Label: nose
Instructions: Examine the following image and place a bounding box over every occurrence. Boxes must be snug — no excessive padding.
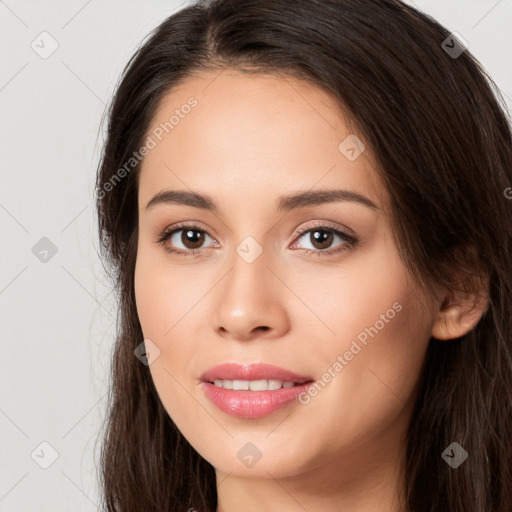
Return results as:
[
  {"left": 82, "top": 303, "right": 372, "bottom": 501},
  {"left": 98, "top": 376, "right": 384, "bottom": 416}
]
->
[{"left": 212, "top": 246, "right": 290, "bottom": 342}]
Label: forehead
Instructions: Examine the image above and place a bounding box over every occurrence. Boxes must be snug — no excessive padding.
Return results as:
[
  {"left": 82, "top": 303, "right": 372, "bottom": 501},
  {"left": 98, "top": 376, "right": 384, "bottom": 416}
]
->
[{"left": 138, "top": 69, "right": 385, "bottom": 213}]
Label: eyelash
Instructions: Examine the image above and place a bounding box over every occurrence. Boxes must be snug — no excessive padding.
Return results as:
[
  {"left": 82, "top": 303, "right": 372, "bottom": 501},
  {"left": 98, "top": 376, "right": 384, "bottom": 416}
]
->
[{"left": 155, "top": 221, "right": 359, "bottom": 258}]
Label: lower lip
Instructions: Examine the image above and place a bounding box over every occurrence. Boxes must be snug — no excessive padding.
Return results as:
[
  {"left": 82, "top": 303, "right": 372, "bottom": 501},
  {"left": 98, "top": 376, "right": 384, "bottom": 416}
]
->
[{"left": 201, "top": 381, "right": 312, "bottom": 419}]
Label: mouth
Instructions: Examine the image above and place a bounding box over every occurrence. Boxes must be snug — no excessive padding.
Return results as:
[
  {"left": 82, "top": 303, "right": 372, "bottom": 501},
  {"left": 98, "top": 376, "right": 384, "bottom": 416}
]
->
[
  {"left": 199, "top": 363, "right": 314, "bottom": 419},
  {"left": 206, "top": 378, "right": 310, "bottom": 390},
  {"left": 200, "top": 361, "right": 313, "bottom": 384}
]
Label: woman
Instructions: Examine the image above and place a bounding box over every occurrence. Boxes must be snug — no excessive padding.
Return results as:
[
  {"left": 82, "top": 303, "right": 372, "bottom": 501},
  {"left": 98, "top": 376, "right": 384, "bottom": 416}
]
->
[{"left": 95, "top": 0, "right": 512, "bottom": 510}]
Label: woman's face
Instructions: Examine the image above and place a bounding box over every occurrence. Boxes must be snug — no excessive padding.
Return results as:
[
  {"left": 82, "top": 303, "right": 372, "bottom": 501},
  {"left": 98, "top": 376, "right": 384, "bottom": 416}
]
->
[{"left": 134, "top": 69, "right": 436, "bottom": 480}]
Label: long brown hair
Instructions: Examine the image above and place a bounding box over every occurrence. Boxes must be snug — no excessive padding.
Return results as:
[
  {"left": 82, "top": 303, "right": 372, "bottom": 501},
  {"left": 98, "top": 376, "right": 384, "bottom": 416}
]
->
[{"left": 94, "top": 1, "right": 512, "bottom": 510}]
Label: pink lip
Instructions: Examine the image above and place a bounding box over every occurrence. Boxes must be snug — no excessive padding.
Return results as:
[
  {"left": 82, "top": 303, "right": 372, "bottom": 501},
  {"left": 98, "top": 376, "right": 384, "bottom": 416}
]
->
[
  {"left": 200, "top": 363, "right": 314, "bottom": 419},
  {"left": 200, "top": 362, "right": 312, "bottom": 383}
]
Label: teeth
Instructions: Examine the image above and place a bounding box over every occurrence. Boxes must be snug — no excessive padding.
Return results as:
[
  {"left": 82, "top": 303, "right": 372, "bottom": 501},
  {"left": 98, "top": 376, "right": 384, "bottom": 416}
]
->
[
  {"left": 233, "top": 380, "right": 249, "bottom": 390},
  {"left": 212, "top": 379, "right": 300, "bottom": 390},
  {"left": 268, "top": 379, "right": 282, "bottom": 390},
  {"left": 249, "top": 379, "right": 267, "bottom": 391}
]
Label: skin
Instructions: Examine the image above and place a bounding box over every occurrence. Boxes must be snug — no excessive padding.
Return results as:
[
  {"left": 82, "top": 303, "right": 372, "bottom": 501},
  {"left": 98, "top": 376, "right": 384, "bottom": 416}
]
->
[{"left": 134, "top": 69, "right": 488, "bottom": 512}]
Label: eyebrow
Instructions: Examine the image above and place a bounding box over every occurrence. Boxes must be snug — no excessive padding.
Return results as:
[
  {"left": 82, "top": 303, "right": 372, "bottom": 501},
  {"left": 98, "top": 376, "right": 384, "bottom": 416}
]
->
[{"left": 145, "top": 188, "right": 379, "bottom": 212}]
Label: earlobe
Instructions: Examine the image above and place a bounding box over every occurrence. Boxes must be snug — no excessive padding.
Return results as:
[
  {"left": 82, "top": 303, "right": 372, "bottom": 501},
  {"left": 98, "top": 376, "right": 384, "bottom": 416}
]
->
[{"left": 431, "top": 288, "right": 490, "bottom": 341}]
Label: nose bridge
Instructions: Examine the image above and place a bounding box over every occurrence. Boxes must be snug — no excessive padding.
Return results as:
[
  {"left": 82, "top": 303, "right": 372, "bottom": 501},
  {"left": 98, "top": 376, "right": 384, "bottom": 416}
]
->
[
  {"left": 228, "top": 233, "right": 271, "bottom": 292},
  {"left": 234, "top": 233, "right": 267, "bottom": 266},
  {"left": 222, "top": 210, "right": 289, "bottom": 294}
]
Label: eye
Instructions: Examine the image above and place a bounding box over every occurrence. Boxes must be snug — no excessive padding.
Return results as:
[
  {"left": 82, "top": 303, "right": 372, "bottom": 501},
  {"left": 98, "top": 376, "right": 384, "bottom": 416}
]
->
[
  {"left": 156, "top": 223, "right": 217, "bottom": 257},
  {"left": 290, "top": 222, "right": 358, "bottom": 257}
]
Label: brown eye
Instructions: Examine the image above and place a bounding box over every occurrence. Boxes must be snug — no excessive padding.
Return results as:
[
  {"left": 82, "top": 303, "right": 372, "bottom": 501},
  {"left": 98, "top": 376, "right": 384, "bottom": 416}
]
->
[
  {"left": 293, "top": 225, "right": 356, "bottom": 255},
  {"left": 157, "top": 223, "right": 217, "bottom": 256}
]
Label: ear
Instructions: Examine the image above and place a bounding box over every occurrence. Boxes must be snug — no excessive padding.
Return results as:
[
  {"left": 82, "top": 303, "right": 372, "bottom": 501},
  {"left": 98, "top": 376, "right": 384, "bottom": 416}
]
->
[{"left": 431, "top": 284, "right": 490, "bottom": 341}]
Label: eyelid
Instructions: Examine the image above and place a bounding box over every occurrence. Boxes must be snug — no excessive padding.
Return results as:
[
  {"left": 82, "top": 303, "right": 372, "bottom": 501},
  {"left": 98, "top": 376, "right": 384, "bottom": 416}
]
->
[{"left": 290, "top": 219, "right": 355, "bottom": 240}]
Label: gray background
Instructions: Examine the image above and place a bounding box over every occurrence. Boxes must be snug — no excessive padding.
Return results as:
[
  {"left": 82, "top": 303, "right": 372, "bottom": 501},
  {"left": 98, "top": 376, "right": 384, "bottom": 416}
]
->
[{"left": 1, "top": 1, "right": 511, "bottom": 510}]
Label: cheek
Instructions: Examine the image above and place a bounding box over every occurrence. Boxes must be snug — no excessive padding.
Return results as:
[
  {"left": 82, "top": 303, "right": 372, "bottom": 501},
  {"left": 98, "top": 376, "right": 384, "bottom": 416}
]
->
[
  {"left": 134, "top": 250, "right": 213, "bottom": 420},
  {"left": 134, "top": 264, "right": 202, "bottom": 442},
  {"left": 300, "top": 284, "right": 431, "bottom": 453},
  {"left": 134, "top": 246, "right": 207, "bottom": 339},
  {"left": 285, "top": 234, "right": 421, "bottom": 368},
  {"left": 287, "top": 245, "right": 432, "bottom": 447}
]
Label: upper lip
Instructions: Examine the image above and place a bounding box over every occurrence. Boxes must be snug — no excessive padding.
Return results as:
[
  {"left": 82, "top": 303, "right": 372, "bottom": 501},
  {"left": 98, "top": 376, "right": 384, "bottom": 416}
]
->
[{"left": 200, "top": 363, "right": 313, "bottom": 383}]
